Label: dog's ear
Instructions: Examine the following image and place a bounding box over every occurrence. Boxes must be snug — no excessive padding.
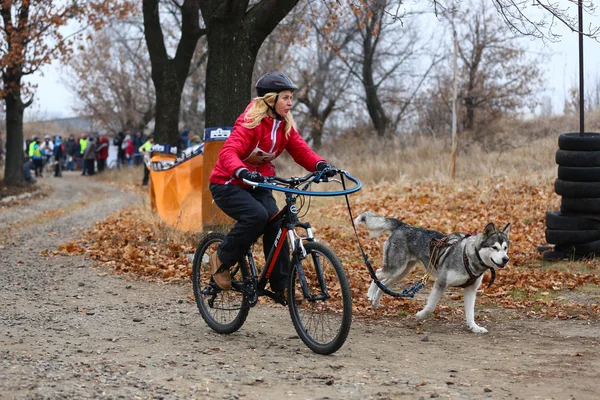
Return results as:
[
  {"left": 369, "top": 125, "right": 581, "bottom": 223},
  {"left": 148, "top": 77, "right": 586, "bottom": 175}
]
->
[
  {"left": 501, "top": 223, "right": 511, "bottom": 235},
  {"left": 483, "top": 223, "right": 495, "bottom": 238}
]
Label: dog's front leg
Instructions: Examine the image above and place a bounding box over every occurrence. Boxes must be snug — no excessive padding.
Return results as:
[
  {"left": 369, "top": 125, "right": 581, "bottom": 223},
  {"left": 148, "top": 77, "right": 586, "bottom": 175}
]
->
[
  {"left": 463, "top": 276, "right": 487, "bottom": 333},
  {"left": 416, "top": 280, "right": 446, "bottom": 320}
]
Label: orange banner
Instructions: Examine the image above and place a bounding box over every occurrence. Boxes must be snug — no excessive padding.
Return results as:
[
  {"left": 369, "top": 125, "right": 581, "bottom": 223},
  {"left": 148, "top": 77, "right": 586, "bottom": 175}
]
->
[{"left": 149, "top": 153, "right": 203, "bottom": 232}]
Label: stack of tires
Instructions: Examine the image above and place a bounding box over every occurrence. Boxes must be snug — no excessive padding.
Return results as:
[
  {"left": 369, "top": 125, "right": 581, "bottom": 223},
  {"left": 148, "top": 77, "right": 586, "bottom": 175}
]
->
[{"left": 545, "top": 132, "right": 600, "bottom": 261}]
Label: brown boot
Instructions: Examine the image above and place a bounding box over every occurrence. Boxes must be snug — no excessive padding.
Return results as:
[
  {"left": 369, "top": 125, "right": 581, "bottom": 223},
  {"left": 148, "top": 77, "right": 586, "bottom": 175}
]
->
[{"left": 210, "top": 252, "right": 231, "bottom": 290}]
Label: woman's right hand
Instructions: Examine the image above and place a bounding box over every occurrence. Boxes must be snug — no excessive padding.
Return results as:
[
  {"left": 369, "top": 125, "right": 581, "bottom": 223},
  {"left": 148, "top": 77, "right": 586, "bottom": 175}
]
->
[{"left": 239, "top": 169, "right": 265, "bottom": 183}]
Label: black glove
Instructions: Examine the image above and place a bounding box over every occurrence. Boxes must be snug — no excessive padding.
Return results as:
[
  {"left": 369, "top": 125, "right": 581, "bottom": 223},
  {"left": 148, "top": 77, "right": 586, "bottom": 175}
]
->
[
  {"left": 238, "top": 169, "right": 265, "bottom": 183},
  {"left": 316, "top": 161, "right": 336, "bottom": 177}
]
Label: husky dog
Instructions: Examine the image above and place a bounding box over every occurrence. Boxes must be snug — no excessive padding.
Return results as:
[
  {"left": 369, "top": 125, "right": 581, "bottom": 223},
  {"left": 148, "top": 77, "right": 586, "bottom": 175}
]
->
[{"left": 355, "top": 212, "right": 510, "bottom": 333}]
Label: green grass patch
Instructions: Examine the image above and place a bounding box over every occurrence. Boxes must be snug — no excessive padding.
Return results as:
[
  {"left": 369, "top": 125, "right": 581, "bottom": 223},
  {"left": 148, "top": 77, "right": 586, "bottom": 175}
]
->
[
  {"left": 577, "top": 283, "right": 600, "bottom": 296},
  {"left": 537, "top": 259, "right": 597, "bottom": 274},
  {"left": 507, "top": 287, "right": 560, "bottom": 302}
]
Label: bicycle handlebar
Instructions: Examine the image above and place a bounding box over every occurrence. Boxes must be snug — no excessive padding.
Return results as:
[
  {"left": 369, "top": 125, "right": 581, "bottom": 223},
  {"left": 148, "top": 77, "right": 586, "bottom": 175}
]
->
[{"left": 242, "top": 169, "right": 362, "bottom": 197}]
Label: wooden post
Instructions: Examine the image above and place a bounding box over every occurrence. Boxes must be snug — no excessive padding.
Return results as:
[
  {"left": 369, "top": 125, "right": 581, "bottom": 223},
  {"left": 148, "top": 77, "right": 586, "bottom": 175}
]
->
[
  {"left": 202, "top": 127, "right": 233, "bottom": 231},
  {"left": 451, "top": 22, "right": 459, "bottom": 179}
]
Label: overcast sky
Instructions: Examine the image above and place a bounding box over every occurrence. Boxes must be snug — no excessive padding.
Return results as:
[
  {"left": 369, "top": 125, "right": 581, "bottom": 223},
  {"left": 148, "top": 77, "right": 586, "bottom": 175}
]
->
[{"left": 23, "top": 2, "right": 600, "bottom": 121}]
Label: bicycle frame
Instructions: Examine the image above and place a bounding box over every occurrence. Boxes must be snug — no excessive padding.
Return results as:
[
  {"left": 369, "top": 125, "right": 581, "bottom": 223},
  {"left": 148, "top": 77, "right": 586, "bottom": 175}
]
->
[
  {"left": 235, "top": 190, "right": 318, "bottom": 305},
  {"left": 226, "top": 170, "right": 361, "bottom": 305}
]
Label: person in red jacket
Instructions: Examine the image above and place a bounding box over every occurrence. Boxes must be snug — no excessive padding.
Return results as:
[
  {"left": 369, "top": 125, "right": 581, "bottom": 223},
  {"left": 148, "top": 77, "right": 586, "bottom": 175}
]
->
[
  {"left": 208, "top": 72, "right": 335, "bottom": 294},
  {"left": 96, "top": 133, "right": 110, "bottom": 172}
]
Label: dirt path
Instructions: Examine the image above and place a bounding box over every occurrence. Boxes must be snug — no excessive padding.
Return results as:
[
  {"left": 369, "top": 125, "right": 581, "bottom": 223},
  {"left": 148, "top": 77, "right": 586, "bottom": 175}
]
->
[{"left": 1, "top": 172, "right": 600, "bottom": 399}]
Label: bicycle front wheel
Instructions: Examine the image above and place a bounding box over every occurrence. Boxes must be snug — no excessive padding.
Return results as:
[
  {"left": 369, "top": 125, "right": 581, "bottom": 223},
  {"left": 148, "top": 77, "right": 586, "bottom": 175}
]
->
[
  {"left": 288, "top": 241, "right": 352, "bottom": 355},
  {"left": 192, "top": 232, "right": 249, "bottom": 334}
]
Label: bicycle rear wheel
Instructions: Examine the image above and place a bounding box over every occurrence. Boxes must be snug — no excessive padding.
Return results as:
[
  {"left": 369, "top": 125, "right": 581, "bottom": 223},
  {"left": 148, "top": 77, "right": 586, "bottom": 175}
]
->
[
  {"left": 288, "top": 241, "right": 352, "bottom": 355},
  {"left": 192, "top": 232, "right": 249, "bottom": 334}
]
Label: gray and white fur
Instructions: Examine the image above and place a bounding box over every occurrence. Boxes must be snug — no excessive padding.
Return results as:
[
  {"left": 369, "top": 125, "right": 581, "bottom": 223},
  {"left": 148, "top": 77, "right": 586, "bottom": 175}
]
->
[{"left": 355, "top": 211, "right": 510, "bottom": 333}]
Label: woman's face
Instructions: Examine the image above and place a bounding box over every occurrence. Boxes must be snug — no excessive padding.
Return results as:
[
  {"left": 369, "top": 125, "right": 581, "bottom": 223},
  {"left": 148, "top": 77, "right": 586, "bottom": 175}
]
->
[{"left": 274, "top": 90, "right": 294, "bottom": 117}]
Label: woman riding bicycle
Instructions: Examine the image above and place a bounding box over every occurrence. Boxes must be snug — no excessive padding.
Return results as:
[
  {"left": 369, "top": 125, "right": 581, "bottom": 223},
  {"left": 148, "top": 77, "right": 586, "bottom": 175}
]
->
[{"left": 209, "top": 72, "right": 335, "bottom": 295}]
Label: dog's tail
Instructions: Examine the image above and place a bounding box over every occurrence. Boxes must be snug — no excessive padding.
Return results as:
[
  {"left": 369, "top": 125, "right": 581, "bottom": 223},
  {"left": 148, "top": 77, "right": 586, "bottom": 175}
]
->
[{"left": 354, "top": 211, "right": 403, "bottom": 237}]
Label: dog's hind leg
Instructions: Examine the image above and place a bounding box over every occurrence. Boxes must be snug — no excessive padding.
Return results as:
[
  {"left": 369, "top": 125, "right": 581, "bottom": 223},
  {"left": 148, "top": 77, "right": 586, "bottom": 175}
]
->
[
  {"left": 367, "top": 239, "right": 413, "bottom": 309},
  {"left": 463, "top": 276, "right": 487, "bottom": 333},
  {"left": 368, "top": 261, "right": 416, "bottom": 310},
  {"left": 367, "top": 268, "right": 389, "bottom": 309},
  {"left": 367, "top": 239, "right": 393, "bottom": 309},
  {"left": 416, "top": 278, "right": 447, "bottom": 320}
]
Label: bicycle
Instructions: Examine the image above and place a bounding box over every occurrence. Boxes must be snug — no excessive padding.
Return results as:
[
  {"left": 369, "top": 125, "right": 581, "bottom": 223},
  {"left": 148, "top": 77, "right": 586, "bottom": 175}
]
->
[{"left": 192, "top": 169, "right": 361, "bottom": 355}]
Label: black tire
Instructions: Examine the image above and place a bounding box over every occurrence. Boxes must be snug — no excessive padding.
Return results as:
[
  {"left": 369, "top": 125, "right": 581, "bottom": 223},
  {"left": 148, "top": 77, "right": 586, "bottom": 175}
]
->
[
  {"left": 545, "top": 228, "right": 600, "bottom": 245},
  {"left": 557, "top": 166, "right": 600, "bottom": 182},
  {"left": 561, "top": 197, "right": 600, "bottom": 214},
  {"left": 543, "top": 250, "right": 569, "bottom": 261},
  {"left": 288, "top": 241, "right": 352, "bottom": 355},
  {"left": 555, "top": 150, "right": 600, "bottom": 167},
  {"left": 542, "top": 250, "right": 590, "bottom": 262},
  {"left": 546, "top": 211, "right": 600, "bottom": 230},
  {"left": 556, "top": 240, "right": 600, "bottom": 255},
  {"left": 555, "top": 179, "right": 600, "bottom": 198},
  {"left": 192, "top": 232, "right": 250, "bottom": 334},
  {"left": 558, "top": 132, "right": 600, "bottom": 151}
]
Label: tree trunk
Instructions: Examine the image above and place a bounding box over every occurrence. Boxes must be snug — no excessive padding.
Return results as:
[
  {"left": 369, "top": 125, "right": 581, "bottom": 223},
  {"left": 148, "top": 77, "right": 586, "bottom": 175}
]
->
[
  {"left": 362, "top": 6, "right": 389, "bottom": 138},
  {"left": 204, "top": 28, "right": 257, "bottom": 128},
  {"left": 142, "top": 0, "right": 201, "bottom": 146},
  {"left": 364, "top": 68, "right": 389, "bottom": 137},
  {"left": 464, "top": 96, "right": 475, "bottom": 131},
  {"left": 153, "top": 66, "right": 183, "bottom": 144},
  {"left": 3, "top": 91, "right": 26, "bottom": 186},
  {"left": 310, "top": 122, "right": 323, "bottom": 150}
]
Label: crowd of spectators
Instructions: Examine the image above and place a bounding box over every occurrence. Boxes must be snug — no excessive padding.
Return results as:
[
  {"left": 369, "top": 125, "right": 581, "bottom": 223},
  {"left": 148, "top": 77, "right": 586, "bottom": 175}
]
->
[
  {"left": 14, "top": 128, "right": 203, "bottom": 186},
  {"left": 21, "top": 130, "right": 155, "bottom": 183}
]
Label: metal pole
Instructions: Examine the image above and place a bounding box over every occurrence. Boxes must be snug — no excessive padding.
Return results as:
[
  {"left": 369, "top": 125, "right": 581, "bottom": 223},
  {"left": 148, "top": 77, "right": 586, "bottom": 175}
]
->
[{"left": 579, "top": 0, "right": 585, "bottom": 136}]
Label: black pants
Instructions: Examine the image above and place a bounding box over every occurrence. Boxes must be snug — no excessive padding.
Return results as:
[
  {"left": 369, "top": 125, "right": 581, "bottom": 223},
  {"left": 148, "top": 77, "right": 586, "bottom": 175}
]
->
[
  {"left": 142, "top": 165, "right": 150, "bottom": 186},
  {"left": 33, "top": 159, "right": 43, "bottom": 176},
  {"left": 85, "top": 159, "right": 95, "bottom": 175},
  {"left": 209, "top": 183, "right": 290, "bottom": 292},
  {"left": 54, "top": 160, "right": 62, "bottom": 177}
]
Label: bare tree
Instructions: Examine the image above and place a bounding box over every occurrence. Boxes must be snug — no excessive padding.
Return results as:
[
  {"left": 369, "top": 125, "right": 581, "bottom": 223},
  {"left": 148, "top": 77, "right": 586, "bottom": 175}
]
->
[
  {"left": 288, "top": 1, "right": 358, "bottom": 148},
  {"left": 340, "top": 0, "right": 440, "bottom": 137},
  {"left": 427, "top": 0, "right": 600, "bottom": 41},
  {"left": 1, "top": 0, "right": 130, "bottom": 185},
  {"left": 420, "top": 0, "right": 544, "bottom": 134},
  {"left": 66, "top": 26, "right": 155, "bottom": 133},
  {"left": 456, "top": 1, "right": 544, "bottom": 130}
]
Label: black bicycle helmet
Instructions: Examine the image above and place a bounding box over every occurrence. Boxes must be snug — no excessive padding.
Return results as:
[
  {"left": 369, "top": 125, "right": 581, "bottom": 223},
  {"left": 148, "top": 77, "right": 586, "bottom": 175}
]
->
[{"left": 255, "top": 72, "right": 298, "bottom": 97}]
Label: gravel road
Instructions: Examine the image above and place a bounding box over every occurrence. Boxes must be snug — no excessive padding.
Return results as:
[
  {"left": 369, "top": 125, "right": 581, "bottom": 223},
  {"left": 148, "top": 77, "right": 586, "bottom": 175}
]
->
[{"left": 1, "top": 172, "right": 600, "bottom": 400}]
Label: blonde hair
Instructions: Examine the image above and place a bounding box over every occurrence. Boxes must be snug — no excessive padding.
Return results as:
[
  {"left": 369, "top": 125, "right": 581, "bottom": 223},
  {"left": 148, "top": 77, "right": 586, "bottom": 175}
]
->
[{"left": 243, "top": 92, "right": 297, "bottom": 137}]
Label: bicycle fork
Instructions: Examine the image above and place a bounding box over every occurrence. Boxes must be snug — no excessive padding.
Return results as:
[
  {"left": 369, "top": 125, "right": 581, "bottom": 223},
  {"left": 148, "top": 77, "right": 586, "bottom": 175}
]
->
[{"left": 290, "top": 228, "right": 331, "bottom": 302}]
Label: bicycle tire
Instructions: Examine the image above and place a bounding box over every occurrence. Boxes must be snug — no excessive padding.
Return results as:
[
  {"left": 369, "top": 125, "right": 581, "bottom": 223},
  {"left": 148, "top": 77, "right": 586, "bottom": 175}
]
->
[
  {"left": 192, "top": 232, "right": 250, "bottom": 334},
  {"left": 288, "top": 241, "right": 352, "bottom": 355}
]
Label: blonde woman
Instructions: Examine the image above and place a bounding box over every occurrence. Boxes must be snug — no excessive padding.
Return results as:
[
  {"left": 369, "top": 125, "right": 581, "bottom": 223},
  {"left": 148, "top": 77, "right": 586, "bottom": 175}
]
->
[{"left": 208, "top": 72, "right": 335, "bottom": 293}]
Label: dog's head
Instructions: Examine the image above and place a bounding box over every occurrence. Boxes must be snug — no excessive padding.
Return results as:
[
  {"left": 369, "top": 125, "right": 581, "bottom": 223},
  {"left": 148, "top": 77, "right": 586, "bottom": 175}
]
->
[{"left": 478, "top": 223, "right": 510, "bottom": 269}]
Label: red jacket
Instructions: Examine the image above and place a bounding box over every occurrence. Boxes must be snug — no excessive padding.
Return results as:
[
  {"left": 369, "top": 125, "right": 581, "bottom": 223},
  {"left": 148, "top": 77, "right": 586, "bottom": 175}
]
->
[
  {"left": 96, "top": 136, "right": 109, "bottom": 160},
  {"left": 210, "top": 103, "right": 325, "bottom": 187}
]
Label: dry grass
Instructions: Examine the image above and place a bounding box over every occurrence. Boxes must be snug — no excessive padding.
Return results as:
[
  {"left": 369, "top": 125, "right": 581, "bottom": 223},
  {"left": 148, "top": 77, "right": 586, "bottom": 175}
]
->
[
  {"left": 274, "top": 131, "right": 557, "bottom": 186},
  {"left": 96, "top": 165, "right": 145, "bottom": 186}
]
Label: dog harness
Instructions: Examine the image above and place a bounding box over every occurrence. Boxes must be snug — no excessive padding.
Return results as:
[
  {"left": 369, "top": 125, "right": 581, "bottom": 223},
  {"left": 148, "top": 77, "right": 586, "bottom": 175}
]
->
[
  {"left": 429, "top": 234, "right": 496, "bottom": 289},
  {"left": 460, "top": 246, "right": 496, "bottom": 288}
]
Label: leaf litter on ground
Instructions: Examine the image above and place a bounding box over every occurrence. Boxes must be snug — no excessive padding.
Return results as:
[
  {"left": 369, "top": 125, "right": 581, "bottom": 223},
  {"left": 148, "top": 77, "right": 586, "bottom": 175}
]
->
[{"left": 55, "top": 177, "right": 600, "bottom": 321}]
